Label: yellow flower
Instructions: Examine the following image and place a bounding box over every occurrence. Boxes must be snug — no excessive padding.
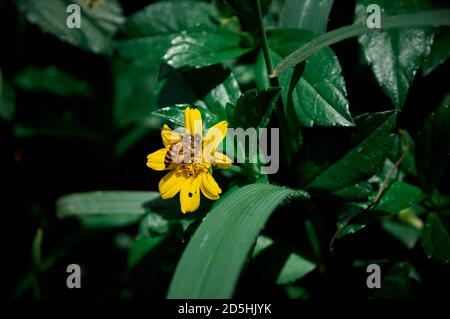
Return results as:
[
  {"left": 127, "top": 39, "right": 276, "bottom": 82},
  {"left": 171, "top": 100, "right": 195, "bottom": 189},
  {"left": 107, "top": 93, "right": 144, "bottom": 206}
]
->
[{"left": 146, "top": 107, "right": 232, "bottom": 213}]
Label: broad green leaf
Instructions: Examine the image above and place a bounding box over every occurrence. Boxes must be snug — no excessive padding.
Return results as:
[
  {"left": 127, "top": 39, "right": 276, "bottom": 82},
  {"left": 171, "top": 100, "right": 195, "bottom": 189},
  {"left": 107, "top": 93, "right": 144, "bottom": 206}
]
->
[
  {"left": 337, "top": 202, "right": 385, "bottom": 238},
  {"left": 279, "top": 0, "right": 334, "bottom": 34},
  {"left": 113, "top": 60, "right": 159, "bottom": 128},
  {"left": 115, "top": 1, "right": 219, "bottom": 69},
  {"left": 167, "top": 183, "right": 309, "bottom": 298},
  {"left": 56, "top": 191, "right": 158, "bottom": 228},
  {"left": 120, "top": 1, "right": 218, "bottom": 37},
  {"left": 268, "top": 29, "right": 353, "bottom": 127},
  {"left": 422, "top": 212, "right": 450, "bottom": 264},
  {"left": 307, "top": 111, "right": 397, "bottom": 191},
  {"left": 229, "top": 87, "right": 282, "bottom": 129},
  {"left": 375, "top": 181, "right": 425, "bottom": 214},
  {"left": 331, "top": 182, "right": 374, "bottom": 201},
  {"left": 162, "top": 26, "right": 253, "bottom": 69},
  {"left": 0, "top": 70, "right": 15, "bottom": 122},
  {"left": 422, "top": 29, "right": 450, "bottom": 76},
  {"left": 272, "top": 9, "right": 450, "bottom": 77},
  {"left": 17, "top": 0, "right": 124, "bottom": 54},
  {"left": 355, "top": 0, "right": 434, "bottom": 109},
  {"left": 152, "top": 104, "right": 219, "bottom": 130},
  {"left": 203, "top": 73, "right": 241, "bottom": 120},
  {"left": 415, "top": 94, "right": 450, "bottom": 192},
  {"left": 14, "top": 67, "right": 92, "bottom": 98}
]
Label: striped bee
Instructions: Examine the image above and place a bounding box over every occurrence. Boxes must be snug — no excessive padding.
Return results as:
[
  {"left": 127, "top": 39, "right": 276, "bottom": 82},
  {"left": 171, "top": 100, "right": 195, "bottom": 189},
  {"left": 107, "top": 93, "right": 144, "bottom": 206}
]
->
[{"left": 164, "top": 134, "right": 202, "bottom": 169}]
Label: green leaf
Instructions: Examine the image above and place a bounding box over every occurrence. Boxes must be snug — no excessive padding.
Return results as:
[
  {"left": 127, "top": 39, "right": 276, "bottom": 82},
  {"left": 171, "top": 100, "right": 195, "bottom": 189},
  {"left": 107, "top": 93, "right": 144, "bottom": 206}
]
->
[
  {"left": 0, "top": 70, "right": 15, "bottom": 122},
  {"left": 277, "top": 253, "right": 316, "bottom": 285},
  {"left": 115, "top": 1, "right": 219, "bottom": 69},
  {"left": 375, "top": 181, "right": 425, "bottom": 214},
  {"left": 307, "top": 111, "right": 397, "bottom": 191},
  {"left": 167, "top": 183, "right": 309, "bottom": 298},
  {"left": 229, "top": 87, "right": 282, "bottom": 129},
  {"left": 250, "top": 236, "right": 316, "bottom": 285},
  {"left": 268, "top": 29, "right": 353, "bottom": 127},
  {"left": 422, "top": 212, "right": 450, "bottom": 264},
  {"left": 14, "top": 66, "right": 92, "bottom": 98},
  {"left": 203, "top": 72, "right": 241, "bottom": 120},
  {"left": 17, "top": 0, "right": 124, "bottom": 55},
  {"left": 272, "top": 9, "right": 450, "bottom": 77},
  {"left": 56, "top": 191, "right": 158, "bottom": 228},
  {"left": 128, "top": 235, "right": 167, "bottom": 269},
  {"left": 415, "top": 94, "right": 450, "bottom": 192},
  {"left": 120, "top": 1, "right": 218, "bottom": 38},
  {"left": 113, "top": 60, "right": 159, "bottom": 128},
  {"left": 382, "top": 219, "right": 420, "bottom": 249},
  {"left": 163, "top": 26, "right": 253, "bottom": 69},
  {"left": 152, "top": 104, "right": 219, "bottom": 130},
  {"left": 279, "top": 0, "right": 334, "bottom": 34},
  {"left": 355, "top": 0, "right": 434, "bottom": 108},
  {"left": 422, "top": 29, "right": 450, "bottom": 76}
]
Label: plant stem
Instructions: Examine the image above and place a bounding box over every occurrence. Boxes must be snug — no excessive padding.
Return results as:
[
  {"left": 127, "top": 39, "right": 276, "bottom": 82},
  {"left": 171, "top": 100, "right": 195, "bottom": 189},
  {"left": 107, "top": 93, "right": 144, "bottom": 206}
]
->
[
  {"left": 256, "top": 0, "right": 273, "bottom": 76},
  {"left": 255, "top": 0, "right": 295, "bottom": 176}
]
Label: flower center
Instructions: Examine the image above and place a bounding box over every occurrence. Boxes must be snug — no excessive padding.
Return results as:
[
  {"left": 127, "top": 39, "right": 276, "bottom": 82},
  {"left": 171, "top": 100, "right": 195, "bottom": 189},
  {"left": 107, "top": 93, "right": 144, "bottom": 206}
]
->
[{"left": 180, "top": 162, "right": 208, "bottom": 178}]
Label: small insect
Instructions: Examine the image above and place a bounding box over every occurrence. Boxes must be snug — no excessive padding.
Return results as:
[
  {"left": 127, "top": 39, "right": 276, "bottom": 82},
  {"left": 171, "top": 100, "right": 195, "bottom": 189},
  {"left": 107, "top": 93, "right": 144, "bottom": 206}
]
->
[{"left": 164, "top": 134, "right": 202, "bottom": 168}]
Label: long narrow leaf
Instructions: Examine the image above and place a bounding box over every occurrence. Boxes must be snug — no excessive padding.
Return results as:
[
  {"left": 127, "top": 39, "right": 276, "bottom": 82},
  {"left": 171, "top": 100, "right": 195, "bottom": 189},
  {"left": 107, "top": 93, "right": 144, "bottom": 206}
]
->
[
  {"left": 273, "top": 9, "right": 450, "bottom": 76},
  {"left": 167, "top": 184, "right": 309, "bottom": 298}
]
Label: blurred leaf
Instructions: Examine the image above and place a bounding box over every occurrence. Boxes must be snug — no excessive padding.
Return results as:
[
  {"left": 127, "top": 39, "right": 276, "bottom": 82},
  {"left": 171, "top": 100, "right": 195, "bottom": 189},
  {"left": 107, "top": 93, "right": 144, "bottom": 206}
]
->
[
  {"left": 415, "top": 94, "right": 450, "bottom": 192},
  {"left": 422, "top": 29, "right": 450, "bottom": 76},
  {"left": 279, "top": 0, "right": 333, "bottom": 34},
  {"left": 267, "top": 29, "right": 353, "bottom": 127},
  {"left": 307, "top": 111, "right": 397, "bottom": 191},
  {"left": 337, "top": 202, "right": 386, "bottom": 238},
  {"left": 167, "top": 183, "right": 310, "bottom": 298},
  {"left": 228, "top": 87, "right": 282, "bottom": 129},
  {"left": 56, "top": 191, "right": 159, "bottom": 228},
  {"left": 355, "top": 0, "right": 434, "bottom": 109},
  {"left": 224, "top": 0, "right": 270, "bottom": 34},
  {"left": 0, "top": 70, "right": 15, "bottom": 122},
  {"left": 382, "top": 219, "right": 420, "bottom": 249},
  {"left": 163, "top": 26, "right": 253, "bottom": 69},
  {"left": 251, "top": 236, "right": 316, "bottom": 285},
  {"left": 422, "top": 212, "right": 450, "bottom": 264},
  {"left": 152, "top": 104, "right": 219, "bottom": 130},
  {"left": 373, "top": 262, "right": 419, "bottom": 299},
  {"left": 113, "top": 60, "right": 159, "bottom": 128},
  {"left": 128, "top": 235, "right": 167, "bottom": 269},
  {"left": 14, "top": 66, "right": 92, "bottom": 98},
  {"left": 375, "top": 181, "right": 425, "bottom": 215},
  {"left": 276, "top": 253, "right": 316, "bottom": 285},
  {"left": 17, "top": 0, "right": 124, "bottom": 54}
]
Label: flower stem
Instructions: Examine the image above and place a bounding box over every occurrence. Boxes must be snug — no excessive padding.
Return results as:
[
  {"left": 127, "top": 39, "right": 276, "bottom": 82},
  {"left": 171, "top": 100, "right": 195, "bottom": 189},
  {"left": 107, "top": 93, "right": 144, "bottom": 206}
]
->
[{"left": 256, "top": 0, "right": 273, "bottom": 76}]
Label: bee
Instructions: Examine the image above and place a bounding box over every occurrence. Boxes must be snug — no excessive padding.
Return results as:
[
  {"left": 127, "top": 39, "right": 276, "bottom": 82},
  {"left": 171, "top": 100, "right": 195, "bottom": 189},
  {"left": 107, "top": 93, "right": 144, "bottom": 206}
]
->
[{"left": 164, "top": 134, "right": 202, "bottom": 169}]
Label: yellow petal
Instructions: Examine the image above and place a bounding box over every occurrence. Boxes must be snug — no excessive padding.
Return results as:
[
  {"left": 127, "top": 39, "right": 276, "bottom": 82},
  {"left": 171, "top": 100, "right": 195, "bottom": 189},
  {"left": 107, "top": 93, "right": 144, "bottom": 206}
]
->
[
  {"left": 146, "top": 148, "right": 168, "bottom": 171},
  {"left": 184, "top": 107, "right": 202, "bottom": 137},
  {"left": 200, "top": 172, "right": 222, "bottom": 200},
  {"left": 213, "top": 152, "right": 232, "bottom": 169},
  {"left": 161, "top": 124, "right": 182, "bottom": 147},
  {"left": 158, "top": 168, "right": 183, "bottom": 199},
  {"left": 180, "top": 177, "right": 201, "bottom": 214},
  {"left": 203, "top": 120, "right": 227, "bottom": 151}
]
